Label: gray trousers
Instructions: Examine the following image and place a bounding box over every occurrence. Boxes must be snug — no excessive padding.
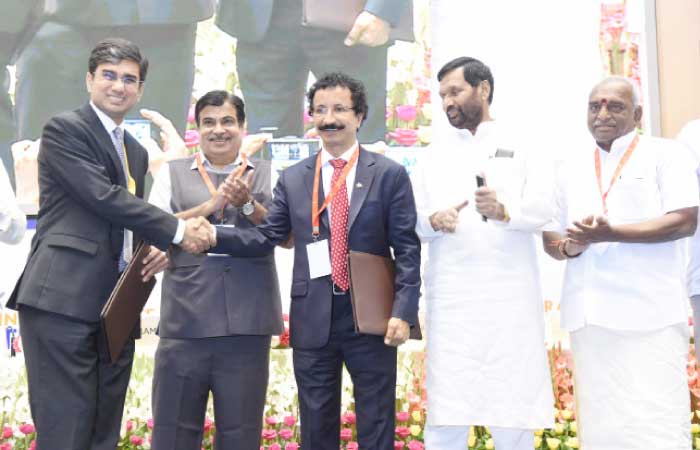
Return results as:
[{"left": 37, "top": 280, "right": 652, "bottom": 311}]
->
[{"left": 151, "top": 335, "right": 272, "bottom": 450}]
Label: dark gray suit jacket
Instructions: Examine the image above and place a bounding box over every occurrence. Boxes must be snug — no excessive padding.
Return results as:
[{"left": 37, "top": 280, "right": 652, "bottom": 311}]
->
[
  {"left": 216, "top": 0, "right": 408, "bottom": 43},
  {"left": 6, "top": 103, "right": 178, "bottom": 322},
  {"left": 211, "top": 147, "right": 421, "bottom": 349}
]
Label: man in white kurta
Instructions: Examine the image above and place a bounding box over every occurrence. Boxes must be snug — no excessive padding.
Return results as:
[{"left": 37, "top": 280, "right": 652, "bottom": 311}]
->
[
  {"left": 543, "top": 77, "right": 697, "bottom": 450},
  {"left": 413, "top": 56, "right": 554, "bottom": 450},
  {"left": 678, "top": 119, "right": 700, "bottom": 357}
]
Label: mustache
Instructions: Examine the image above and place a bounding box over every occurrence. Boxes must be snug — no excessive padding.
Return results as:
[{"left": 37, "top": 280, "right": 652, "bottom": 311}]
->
[{"left": 318, "top": 123, "right": 345, "bottom": 131}]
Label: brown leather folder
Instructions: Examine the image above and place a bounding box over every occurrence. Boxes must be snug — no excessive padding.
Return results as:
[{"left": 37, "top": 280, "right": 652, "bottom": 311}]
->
[
  {"left": 100, "top": 240, "right": 156, "bottom": 363},
  {"left": 347, "top": 251, "right": 421, "bottom": 339},
  {"left": 302, "top": 0, "right": 414, "bottom": 42}
]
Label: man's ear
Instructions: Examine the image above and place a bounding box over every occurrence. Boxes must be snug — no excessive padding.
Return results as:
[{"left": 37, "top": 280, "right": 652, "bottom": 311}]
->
[
  {"left": 480, "top": 80, "right": 491, "bottom": 102},
  {"left": 85, "top": 72, "right": 93, "bottom": 94},
  {"left": 633, "top": 105, "right": 643, "bottom": 124}
]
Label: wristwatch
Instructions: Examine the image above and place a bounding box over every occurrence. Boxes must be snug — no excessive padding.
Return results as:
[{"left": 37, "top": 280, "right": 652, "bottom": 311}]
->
[{"left": 240, "top": 199, "right": 255, "bottom": 216}]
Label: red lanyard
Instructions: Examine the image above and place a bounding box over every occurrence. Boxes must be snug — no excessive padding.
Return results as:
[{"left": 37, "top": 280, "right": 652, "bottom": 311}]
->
[
  {"left": 311, "top": 145, "right": 359, "bottom": 237},
  {"left": 195, "top": 152, "right": 248, "bottom": 218},
  {"left": 594, "top": 135, "right": 639, "bottom": 214}
]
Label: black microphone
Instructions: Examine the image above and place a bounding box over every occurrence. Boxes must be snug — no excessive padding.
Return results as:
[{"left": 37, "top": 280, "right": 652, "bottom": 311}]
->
[{"left": 475, "top": 175, "right": 487, "bottom": 222}]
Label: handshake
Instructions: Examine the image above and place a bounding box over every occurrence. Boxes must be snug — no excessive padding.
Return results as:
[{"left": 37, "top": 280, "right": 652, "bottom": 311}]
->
[{"left": 179, "top": 216, "right": 217, "bottom": 254}]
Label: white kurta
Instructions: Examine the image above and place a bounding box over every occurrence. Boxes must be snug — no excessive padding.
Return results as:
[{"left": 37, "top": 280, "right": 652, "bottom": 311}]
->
[{"left": 412, "top": 121, "right": 554, "bottom": 429}]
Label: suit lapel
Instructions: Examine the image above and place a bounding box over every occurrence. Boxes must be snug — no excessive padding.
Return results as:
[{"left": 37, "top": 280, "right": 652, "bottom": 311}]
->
[
  {"left": 304, "top": 154, "right": 329, "bottom": 232},
  {"left": 348, "top": 147, "right": 375, "bottom": 232},
  {"left": 81, "top": 104, "right": 127, "bottom": 188}
]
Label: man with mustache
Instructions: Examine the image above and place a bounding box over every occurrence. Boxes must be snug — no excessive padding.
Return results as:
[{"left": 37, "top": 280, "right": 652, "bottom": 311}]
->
[
  {"left": 148, "top": 90, "right": 283, "bottom": 449},
  {"left": 543, "top": 77, "right": 697, "bottom": 450},
  {"left": 209, "top": 72, "right": 421, "bottom": 450},
  {"left": 412, "top": 56, "right": 554, "bottom": 449}
]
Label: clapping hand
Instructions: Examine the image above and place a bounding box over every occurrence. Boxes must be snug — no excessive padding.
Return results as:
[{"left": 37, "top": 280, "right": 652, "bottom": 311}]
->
[{"left": 567, "top": 214, "right": 614, "bottom": 244}]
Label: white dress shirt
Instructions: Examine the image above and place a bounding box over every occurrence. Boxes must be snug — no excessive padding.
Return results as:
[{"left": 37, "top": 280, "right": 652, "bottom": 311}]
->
[
  {"left": 320, "top": 141, "right": 358, "bottom": 227},
  {"left": 0, "top": 163, "right": 26, "bottom": 244},
  {"left": 89, "top": 101, "right": 185, "bottom": 244},
  {"left": 677, "top": 120, "right": 700, "bottom": 297},
  {"left": 547, "top": 130, "right": 699, "bottom": 332}
]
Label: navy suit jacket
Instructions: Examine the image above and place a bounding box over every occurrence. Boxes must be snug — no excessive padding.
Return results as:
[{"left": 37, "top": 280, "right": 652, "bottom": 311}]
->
[
  {"left": 6, "top": 103, "right": 178, "bottom": 322},
  {"left": 212, "top": 147, "right": 421, "bottom": 349},
  {"left": 216, "top": 0, "right": 409, "bottom": 43}
]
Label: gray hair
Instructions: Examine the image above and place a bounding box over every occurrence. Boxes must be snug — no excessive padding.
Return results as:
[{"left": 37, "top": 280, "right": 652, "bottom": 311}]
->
[{"left": 591, "top": 76, "right": 641, "bottom": 107}]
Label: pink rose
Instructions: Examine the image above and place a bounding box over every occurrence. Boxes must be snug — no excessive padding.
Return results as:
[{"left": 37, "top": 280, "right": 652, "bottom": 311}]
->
[
  {"left": 395, "top": 426, "right": 411, "bottom": 439},
  {"left": 19, "top": 423, "right": 35, "bottom": 435},
  {"left": 341, "top": 412, "right": 356, "bottom": 425},
  {"left": 269, "top": 444, "right": 282, "bottom": 450},
  {"left": 2, "top": 426, "right": 13, "bottom": 439},
  {"left": 388, "top": 128, "right": 419, "bottom": 147},
  {"left": 396, "top": 411, "right": 410, "bottom": 423},
  {"left": 395, "top": 105, "right": 418, "bottom": 123},
  {"left": 125, "top": 420, "right": 134, "bottom": 432},
  {"left": 29, "top": 441, "right": 36, "bottom": 450},
  {"left": 395, "top": 441, "right": 406, "bottom": 450},
  {"left": 340, "top": 427, "right": 353, "bottom": 441},
  {"left": 130, "top": 435, "right": 144, "bottom": 446},
  {"left": 285, "top": 443, "right": 299, "bottom": 450},
  {"left": 346, "top": 442, "right": 359, "bottom": 450},
  {"left": 265, "top": 416, "right": 278, "bottom": 426},
  {"left": 283, "top": 415, "right": 296, "bottom": 427},
  {"left": 407, "top": 439, "right": 424, "bottom": 450},
  {"left": 184, "top": 129, "right": 200, "bottom": 148},
  {"left": 261, "top": 429, "right": 277, "bottom": 440},
  {"left": 187, "top": 105, "right": 196, "bottom": 125},
  {"left": 203, "top": 417, "right": 213, "bottom": 432},
  {"left": 0, "top": 442, "right": 12, "bottom": 450},
  {"left": 279, "top": 428, "right": 294, "bottom": 440}
]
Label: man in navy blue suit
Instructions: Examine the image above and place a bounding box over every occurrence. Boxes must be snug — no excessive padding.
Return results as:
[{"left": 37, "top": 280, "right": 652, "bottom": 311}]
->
[{"left": 212, "top": 72, "right": 421, "bottom": 450}]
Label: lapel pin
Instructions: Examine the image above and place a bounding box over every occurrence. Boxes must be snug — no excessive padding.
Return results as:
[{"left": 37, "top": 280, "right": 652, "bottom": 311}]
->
[{"left": 355, "top": 182, "right": 363, "bottom": 189}]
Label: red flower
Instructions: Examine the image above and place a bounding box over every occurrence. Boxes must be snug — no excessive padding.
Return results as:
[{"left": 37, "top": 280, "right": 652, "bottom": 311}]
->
[
  {"left": 395, "top": 105, "right": 418, "bottom": 123},
  {"left": 129, "top": 435, "right": 144, "bottom": 446},
  {"left": 203, "top": 417, "right": 213, "bottom": 432},
  {"left": 0, "top": 442, "right": 12, "bottom": 450},
  {"left": 396, "top": 411, "right": 410, "bottom": 423},
  {"left": 265, "top": 416, "right": 278, "bottom": 426},
  {"left": 407, "top": 440, "right": 424, "bottom": 450},
  {"left": 395, "top": 426, "right": 411, "bottom": 439},
  {"left": 388, "top": 128, "right": 418, "bottom": 147},
  {"left": 395, "top": 441, "right": 406, "bottom": 450},
  {"left": 185, "top": 129, "right": 200, "bottom": 148},
  {"left": 187, "top": 105, "right": 196, "bottom": 125},
  {"left": 261, "top": 429, "right": 278, "bottom": 440},
  {"left": 279, "top": 329, "right": 290, "bottom": 347},
  {"left": 269, "top": 444, "right": 282, "bottom": 450},
  {"left": 125, "top": 420, "right": 134, "bottom": 432},
  {"left": 19, "top": 423, "right": 34, "bottom": 435},
  {"left": 279, "top": 428, "right": 294, "bottom": 440},
  {"left": 29, "top": 441, "right": 36, "bottom": 450},
  {"left": 285, "top": 443, "right": 300, "bottom": 450},
  {"left": 147, "top": 418, "right": 154, "bottom": 430},
  {"left": 283, "top": 415, "right": 297, "bottom": 427},
  {"left": 340, "top": 428, "right": 353, "bottom": 441},
  {"left": 346, "top": 442, "right": 358, "bottom": 450},
  {"left": 341, "top": 412, "right": 356, "bottom": 425},
  {"left": 1, "top": 426, "right": 12, "bottom": 439}
]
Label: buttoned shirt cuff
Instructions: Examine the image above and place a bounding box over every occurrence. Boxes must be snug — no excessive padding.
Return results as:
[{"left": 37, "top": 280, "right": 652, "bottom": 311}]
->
[{"left": 172, "top": 219, "right": 186, "bottom": 244}]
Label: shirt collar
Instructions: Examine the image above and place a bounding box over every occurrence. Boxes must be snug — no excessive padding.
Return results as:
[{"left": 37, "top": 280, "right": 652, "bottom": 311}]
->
[
  {"left": 321, "top": 141, "right": 359, "bottom": 166},
  {"left": 89, "top": 101, "right": 121, "bottom": 136},
  {"left": 189, "top": 150, "right": 254, "bottom": 172},
  {"left": 453, "top": 119, "right": 496, "bottom": 142},
  {"left": 597, "top": 129, "right": 637, "bottom": 157}
]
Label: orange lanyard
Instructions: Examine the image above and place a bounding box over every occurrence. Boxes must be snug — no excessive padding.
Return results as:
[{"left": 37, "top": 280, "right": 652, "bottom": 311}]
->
[
  {"left": 311, "top": 145, "right": 360, "bottom": 237},
  {"left": 195, "top": 152, "right": 248, "bottom": 218},
  {"left": 594, "top": 135, "right": 639, "bottom": 214}
]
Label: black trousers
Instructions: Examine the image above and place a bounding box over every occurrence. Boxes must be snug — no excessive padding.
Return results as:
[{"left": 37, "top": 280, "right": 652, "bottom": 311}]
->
[
  {"left": 19, "top": 305, "right": 135, "bottom": 450},
  {"left": 235, "top": 0, "right": 388, "bottom": 142},
  {"left": 293, "top": 293, "right": 397, "bottom": 450},
  {"left": 151, "top": 335, "right": 272, "bottom": 450},
  {"left": 14, "top": 21, "right": 197, "bottom": 141}
]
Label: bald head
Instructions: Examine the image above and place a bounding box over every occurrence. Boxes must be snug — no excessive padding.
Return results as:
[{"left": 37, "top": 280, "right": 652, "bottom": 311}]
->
[{"left": 587, "top": 77, "right": 642, "bottom": 151}]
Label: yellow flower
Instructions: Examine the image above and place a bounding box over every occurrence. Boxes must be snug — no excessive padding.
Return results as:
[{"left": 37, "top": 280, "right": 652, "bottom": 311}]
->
[
  {"left": 534, "top": 429, "right": 544, "bottom": 436},
  {"left": 409, "top": 424, "right": 421, "bottom": 436},
  {"left": 566, "top": 437, "right": 579, "bottom": 449},
  {"left": 546, "top": 437, "right": 561, "bottom": 450},
  {"left": 561, "top": 409, "right": 573, "bottom": 420},
  {"left": 468, "top": 432, "right": 476, "bottom": 447},
  {"left": 554, "top": 423, "right": 565, "bottom": 435},
  {"left": 534, "top": 436, "right": 542, "bottom": 448},
  {"left": 411, "top": 410, "right": 422, "bottom": 422},
  {"left": 570, "top": 421, "right": 578, "bottom": 434},
  {"left": 553, "top": 409, "right": 561, "bottom": 419},
  {"left": 417, "top": 125, "right": 432, "bottom": 145},
  {"left": 485, "top": 438, "right": 494, "bottom": 450},
  {"left": 695, "top": 436, "right": 700, "bottom": 449},
  {"left": 692, "top": 423, "right": 700, "bottom": 434}
]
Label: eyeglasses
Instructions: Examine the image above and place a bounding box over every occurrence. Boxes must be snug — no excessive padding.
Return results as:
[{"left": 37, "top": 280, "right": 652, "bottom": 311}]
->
[
  {"left": 588, "top": 101, "right": 626, "bottom": 115},
  {"left": 311, "top": 105, "right": 354, "bottom": 116},
  {"left": 97, "top": 70, "right": 142, "bottom": 88}
]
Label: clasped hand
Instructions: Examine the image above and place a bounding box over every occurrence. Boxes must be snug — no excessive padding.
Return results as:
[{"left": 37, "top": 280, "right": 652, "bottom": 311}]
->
[
  {"left": 566, "top": 214, "right": 614, "bottom": 244},
  {"left": 180, "top": 216, "right": 216, "bottom": 254}
]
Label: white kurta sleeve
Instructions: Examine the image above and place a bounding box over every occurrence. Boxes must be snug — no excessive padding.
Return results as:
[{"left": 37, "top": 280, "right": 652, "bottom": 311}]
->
[
  {"left": 657, "top": 139, "right": 699, "bottom": 214},
  {"left": 410, "top": 155, "right": 444, "bottom": 242},
  {"left": 148, "top": 160, "right": 174, "bottom": 214},
  {"left": 543, "top": 160, "right": 568, "bottom": 234},
  {"left": 0, "top": 163, "right": 26, "bottom": 244}
]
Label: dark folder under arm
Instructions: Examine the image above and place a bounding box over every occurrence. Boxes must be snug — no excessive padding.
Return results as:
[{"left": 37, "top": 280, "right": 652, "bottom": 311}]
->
[
  {"left": 347, "top": 251, "right": 421, "bottom": 340},
  {"left": 100, "top": 240, "right": 156, "bottom": 363}
]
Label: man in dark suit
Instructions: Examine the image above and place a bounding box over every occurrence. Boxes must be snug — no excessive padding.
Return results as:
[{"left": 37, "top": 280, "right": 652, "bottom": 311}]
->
[
  {"left": 216, "top": 0, "right": 411, "bottom": 143},
  {"left": 212, "top": 72, "right": 421, "bottom": 450},
  {"left": 6, "top": 38, "right": 215, "bottom": 450},
  {"left": 14, "top": 0, "right": 215, "bottom": 142},
  {"left": 148, "top": 90, "right": 283, "bottom": 450}
]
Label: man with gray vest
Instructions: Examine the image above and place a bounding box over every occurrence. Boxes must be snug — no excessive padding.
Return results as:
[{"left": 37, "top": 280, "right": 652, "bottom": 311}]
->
[{"left": 148, "top": 90, "right": 283, "bottom": 450}]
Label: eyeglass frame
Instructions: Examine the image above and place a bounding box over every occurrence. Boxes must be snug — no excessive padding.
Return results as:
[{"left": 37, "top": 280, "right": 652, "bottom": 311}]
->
[{"left": 94, "top": 69, "right": 144, "bottom": 89}]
